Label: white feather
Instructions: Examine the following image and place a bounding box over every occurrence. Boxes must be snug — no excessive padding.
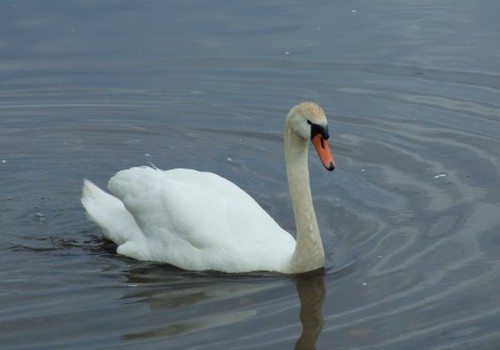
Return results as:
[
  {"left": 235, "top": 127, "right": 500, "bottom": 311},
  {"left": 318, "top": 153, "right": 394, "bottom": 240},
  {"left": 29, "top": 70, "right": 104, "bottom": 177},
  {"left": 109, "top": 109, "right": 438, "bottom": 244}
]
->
[{"left": 82, "top": 167, "right": 295, "bottom": 272}]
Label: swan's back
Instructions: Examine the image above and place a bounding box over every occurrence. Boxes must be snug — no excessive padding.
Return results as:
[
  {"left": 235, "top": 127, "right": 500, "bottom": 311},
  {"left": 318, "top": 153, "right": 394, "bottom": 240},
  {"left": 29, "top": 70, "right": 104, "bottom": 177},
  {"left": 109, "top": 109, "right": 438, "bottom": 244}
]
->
[{"left": 83, "top": 166, "right": 296, "bottom": 273}]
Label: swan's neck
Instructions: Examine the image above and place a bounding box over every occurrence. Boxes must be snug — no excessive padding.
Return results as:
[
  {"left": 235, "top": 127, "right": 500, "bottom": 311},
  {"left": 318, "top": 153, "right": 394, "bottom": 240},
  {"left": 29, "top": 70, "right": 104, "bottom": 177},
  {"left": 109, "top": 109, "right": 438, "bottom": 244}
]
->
[{"left": 285, "top": 123, "right": 325, "bottom": 274}]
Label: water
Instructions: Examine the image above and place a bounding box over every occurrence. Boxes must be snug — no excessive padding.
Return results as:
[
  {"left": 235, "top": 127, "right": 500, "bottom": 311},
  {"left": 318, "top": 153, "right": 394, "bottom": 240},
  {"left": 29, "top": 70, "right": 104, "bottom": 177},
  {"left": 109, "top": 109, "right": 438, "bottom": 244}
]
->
[{"left": 1, "top": 1, "right": 500, "bottom": 349}]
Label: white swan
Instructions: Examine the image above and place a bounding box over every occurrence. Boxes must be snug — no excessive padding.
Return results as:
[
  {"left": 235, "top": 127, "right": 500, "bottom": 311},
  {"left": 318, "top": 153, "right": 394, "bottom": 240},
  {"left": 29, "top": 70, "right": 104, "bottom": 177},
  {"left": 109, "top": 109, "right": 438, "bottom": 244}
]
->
[{"left": 81, "top": 102, "right": 335, "bottom": 274}]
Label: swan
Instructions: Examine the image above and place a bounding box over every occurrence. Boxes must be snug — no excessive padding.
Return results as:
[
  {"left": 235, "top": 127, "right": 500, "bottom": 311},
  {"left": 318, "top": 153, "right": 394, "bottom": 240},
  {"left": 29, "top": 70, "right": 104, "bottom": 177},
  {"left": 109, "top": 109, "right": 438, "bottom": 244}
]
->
[{"left": 81, "top": 102, "right": 335, "bottom": 274}]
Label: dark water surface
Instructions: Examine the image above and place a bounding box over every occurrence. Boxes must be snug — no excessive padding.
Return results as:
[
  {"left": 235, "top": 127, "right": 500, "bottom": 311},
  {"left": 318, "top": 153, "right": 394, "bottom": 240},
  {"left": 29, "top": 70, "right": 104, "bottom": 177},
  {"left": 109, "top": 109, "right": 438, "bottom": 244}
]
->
[{"left": 1, "top": 1, "right": 500, "bottom": 349}]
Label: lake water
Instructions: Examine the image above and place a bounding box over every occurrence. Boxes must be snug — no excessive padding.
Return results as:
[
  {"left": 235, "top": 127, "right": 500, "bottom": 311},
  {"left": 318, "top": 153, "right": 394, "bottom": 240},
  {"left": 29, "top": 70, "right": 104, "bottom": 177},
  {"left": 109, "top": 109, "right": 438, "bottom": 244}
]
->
[{"left": 1, "top": 1, "right": 500, "bottom": 349}]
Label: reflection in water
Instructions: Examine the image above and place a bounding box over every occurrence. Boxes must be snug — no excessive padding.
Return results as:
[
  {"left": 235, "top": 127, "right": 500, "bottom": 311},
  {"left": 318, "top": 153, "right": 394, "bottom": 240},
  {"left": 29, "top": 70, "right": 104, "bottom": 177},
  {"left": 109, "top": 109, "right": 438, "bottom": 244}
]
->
[
  {"left": 120, "top": 268, "right": 326, "bottom": 348},
  {"left": 124, "top": 309, "right": 256, "bottom": 340},
  {"left": 294, "top": 274, "right": 326, "bottom": 350},
  {"left": 121, "top": 275, "right": 261, "bottom": 340}
]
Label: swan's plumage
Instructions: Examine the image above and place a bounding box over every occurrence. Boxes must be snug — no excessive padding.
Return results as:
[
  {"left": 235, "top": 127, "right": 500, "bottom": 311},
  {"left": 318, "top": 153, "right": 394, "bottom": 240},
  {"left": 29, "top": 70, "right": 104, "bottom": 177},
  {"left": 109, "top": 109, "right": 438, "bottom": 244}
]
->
[
  {"left": 83, "top": 167, "right": 296, "bottom": 272},
  {"left": 82, "top": 102, "right": 335, "bottom": 274}
]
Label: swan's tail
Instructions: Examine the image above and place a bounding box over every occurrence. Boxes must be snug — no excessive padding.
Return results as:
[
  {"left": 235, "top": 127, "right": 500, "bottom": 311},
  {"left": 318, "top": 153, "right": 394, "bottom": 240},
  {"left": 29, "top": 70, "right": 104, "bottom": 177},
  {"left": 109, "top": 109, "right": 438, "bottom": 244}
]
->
[{"left": 81, "top": 179, "right": 141, "bottom": 245}]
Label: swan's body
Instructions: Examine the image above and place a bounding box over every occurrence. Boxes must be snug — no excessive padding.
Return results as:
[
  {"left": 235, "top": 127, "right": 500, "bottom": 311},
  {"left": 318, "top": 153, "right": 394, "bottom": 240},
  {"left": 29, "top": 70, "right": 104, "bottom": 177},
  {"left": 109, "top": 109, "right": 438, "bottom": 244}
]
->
[{"left": 82, "top": 102, "right": 335, "bottom": 274}]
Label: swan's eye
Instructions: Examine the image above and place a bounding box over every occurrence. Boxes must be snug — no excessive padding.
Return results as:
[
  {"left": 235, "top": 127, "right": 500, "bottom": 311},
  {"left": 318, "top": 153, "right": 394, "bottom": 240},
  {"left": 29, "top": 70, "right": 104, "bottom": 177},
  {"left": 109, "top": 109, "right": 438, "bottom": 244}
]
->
[{"left": 309, "top": 121, "right": 329, "bottom": 140}]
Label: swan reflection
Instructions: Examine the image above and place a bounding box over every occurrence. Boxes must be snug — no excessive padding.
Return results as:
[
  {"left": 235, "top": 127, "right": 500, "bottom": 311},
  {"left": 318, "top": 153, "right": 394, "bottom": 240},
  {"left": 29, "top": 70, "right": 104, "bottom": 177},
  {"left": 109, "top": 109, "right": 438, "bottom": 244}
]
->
[
  {"left": 120, "top": 268, "right": 326, "bottom": 348},
  {"left": 294, "top": 273, "right": 325, "bottom": 350}
]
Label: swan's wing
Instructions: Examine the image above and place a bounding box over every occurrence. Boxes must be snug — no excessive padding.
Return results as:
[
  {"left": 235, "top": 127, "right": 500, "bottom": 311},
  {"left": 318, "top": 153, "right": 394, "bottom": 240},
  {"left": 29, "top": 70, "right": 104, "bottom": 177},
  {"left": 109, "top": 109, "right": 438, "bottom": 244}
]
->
[
  {"left": 108, "top": 167, "right": 295, "bottom": 271},
  {"left": 108, "top": 167, "right": 212, "bottom": 247}
]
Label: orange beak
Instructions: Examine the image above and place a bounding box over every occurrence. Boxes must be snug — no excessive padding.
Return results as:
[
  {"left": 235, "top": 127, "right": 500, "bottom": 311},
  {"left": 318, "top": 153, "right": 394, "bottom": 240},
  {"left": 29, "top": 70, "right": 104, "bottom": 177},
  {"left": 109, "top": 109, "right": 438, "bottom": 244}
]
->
[{"left": 312, "top": 133, "right": 336, "bottom": 171}]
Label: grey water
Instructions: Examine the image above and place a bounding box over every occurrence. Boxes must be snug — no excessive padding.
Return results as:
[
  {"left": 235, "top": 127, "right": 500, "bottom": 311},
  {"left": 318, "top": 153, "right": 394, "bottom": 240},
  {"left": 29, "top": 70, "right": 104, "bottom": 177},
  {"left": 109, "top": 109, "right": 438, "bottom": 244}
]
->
[{"left": 1, "top": 1, "right": 500, "bottom": 349}]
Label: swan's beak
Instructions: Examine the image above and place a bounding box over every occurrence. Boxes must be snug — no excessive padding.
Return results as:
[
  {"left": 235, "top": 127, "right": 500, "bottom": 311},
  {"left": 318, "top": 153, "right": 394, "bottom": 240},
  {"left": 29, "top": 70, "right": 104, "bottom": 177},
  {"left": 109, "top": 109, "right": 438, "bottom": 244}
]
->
[{"left": 312, "top": 134, "right": 336, "bottom": 171}]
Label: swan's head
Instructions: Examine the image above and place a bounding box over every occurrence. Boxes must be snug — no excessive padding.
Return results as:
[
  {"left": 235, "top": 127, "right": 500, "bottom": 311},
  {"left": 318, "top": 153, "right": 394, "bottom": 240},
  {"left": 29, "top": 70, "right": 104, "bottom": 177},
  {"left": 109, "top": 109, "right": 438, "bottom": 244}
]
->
[{"left": 288, "top": 102, "right": 336, "bottom": 171}]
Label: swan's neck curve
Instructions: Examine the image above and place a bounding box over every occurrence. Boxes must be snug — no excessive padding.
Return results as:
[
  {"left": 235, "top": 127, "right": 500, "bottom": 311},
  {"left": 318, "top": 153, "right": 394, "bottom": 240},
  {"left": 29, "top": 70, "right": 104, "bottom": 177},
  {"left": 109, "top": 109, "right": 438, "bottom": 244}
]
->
[{"left": 285, "top": 119, "right": 325, "bottom": 274}]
